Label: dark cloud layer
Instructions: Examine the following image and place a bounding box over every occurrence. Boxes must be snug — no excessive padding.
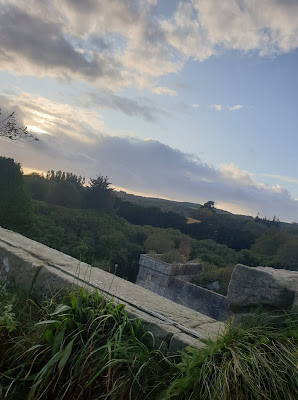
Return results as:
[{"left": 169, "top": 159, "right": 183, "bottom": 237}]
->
[{"left": 0, "top": 4, "right": 126, "bottom": 86}]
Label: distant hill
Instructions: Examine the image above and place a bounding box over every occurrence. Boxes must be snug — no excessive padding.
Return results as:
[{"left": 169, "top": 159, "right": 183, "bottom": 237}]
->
[
  {"left": 115, "top": 190, "right": 253, "bottom": 221},
  {"left": 116, "top": 191, "right": 202, "bottom": 217}
]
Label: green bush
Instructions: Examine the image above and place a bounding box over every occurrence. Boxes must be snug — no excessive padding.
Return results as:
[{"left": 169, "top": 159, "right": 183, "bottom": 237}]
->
[
  {"left": 144, "top": 231, "right": 175, "bottom": 254},
  {"left": 161, "top": 249, "right": 185, "bottom": 264},
  {"left": 194, "top": 263, "right": 234, "bottom": 295}
]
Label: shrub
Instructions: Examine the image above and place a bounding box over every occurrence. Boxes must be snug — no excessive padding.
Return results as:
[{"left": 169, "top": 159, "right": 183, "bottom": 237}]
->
[
  {"left": 161, "top": 249, "right": 185, "bottom": 264},
  {"left": 144, "top": 232, "right": 175, "bottom": 254}
]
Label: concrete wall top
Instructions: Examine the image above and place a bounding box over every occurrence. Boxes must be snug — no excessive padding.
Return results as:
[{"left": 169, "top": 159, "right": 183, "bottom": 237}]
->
[
  {"left": 0, "top": 227, "right": 223, "bottom": 354},
  {"left": 140, "top": 254, "right": 202, "bottom": 276}
]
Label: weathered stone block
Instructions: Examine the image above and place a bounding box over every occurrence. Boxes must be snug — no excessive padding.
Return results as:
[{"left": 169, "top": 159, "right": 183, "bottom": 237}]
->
[
  {"left": 227, "top": 264, "right": 298, "bottom": 321},
  {"left": 32, "top": 265, "right": 77, "bottom": 298},
  {"left": 0, "top": 241, "right": 44, "bottom": 291}
]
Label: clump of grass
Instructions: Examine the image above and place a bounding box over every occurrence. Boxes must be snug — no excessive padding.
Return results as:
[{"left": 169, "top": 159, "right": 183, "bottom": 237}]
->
[
  {"left": 162, "top": 313, "right": 298, "bottom": 400},
  {"left": 1, "top": 288, "right": 173, "bottom": 400}
]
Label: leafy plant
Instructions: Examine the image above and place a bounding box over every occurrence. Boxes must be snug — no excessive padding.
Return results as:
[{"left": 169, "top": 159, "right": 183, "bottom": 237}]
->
[{"left": 0, "top": 303, "right": 18, "bottom": 333}]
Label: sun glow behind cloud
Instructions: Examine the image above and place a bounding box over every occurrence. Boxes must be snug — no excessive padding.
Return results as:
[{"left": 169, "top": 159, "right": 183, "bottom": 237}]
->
[{"left": 27, "top": 125, "right": 49, "bottom": 134}]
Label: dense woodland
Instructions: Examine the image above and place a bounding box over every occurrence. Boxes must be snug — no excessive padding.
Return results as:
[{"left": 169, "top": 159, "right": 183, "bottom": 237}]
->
[{"left": 1, "top": 156, "right": 298, "bottom": 294}]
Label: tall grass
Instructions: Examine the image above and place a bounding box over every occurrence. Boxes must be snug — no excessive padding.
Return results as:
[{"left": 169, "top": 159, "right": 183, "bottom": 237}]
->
[
  {"left": 162, "top": 314, "right": 298, "bottom": 400},
  {"left": 0, "top": 288, "right": 173, "bottom": 400}
]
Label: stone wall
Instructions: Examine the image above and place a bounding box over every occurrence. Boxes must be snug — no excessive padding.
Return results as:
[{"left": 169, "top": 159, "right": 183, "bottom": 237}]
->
[
  {"left": 0, "top": 227, "right": 223, "bottom": 354},
  {"left": 137, "top": 254, "right": 229, "bottom": 321}
]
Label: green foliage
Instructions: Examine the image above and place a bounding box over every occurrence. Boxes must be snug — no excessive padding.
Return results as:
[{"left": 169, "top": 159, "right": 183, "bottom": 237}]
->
[
  {"left": 202, "top": 200, "right": 215, "bottom": 210},
  {"left": 46, "top": 170, "right": 85, "bottom": 187},
  {"left": 48, "top": 180, "right": 83, "bottom": 208},
  {"left": 191, "top": 239, "right": 238, "bottom": 267},
  {"left": 163, "top": 314, "right": 298, "bottom": 400},
  {"left": 0, "top": 303, "right": 18, "bottom": 333},
  {"left": 0, "top": 288, "right": 173, "bottom": 400},
  {"left": 84, "top": 175, "right": 115, "bottom": 211},
  {"left": 144, "top": 231, "right": 175, "bottom": 254},
  {"left": 1, "top": 287, "right": 297, "bottom": 400},
  {"left": 0, "top": 157, "right": 33, "bottom": 232},
  {"left": 117, "top": 200, "right": 187, "bottom": 230},
  {"left": 24, "top": 171, "right": 84, "bottom": 208},
  {"left": 29, "top": 201, "right": 145, "bottom": 282},
  {"left": 251, "top": 232, "right": 298, "bottom": 271},
  {"left": 194, "top": 263, "right": 234, "bottom": 295},
  {"left": 161, "top": 249, "right": 185, "bottom": 264},
  {"left": 24, "top": 173, "right": 50, "bottom": 201}
]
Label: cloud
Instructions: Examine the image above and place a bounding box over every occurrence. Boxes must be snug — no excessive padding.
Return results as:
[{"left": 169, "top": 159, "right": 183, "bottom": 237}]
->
[
  {"left": 209, "top": 104, "right": 223, "bottom": 111},
  {"left": 2, "top": 90, "right": 298, "bottom": 222},
  {"left": 228, "top": 105, "right": 243, "bottom": 111},
  {"left": 0, "top": 4, "right": 130, "bottom": 90},
  {"left": 76, "top": 91, "right": 168, "bottom": 121},
  {"left": 163, "top": 0, "right": 298, "bottom": 60},
  {"left": 151, "top": 86, "right": 178, "bottom": 96},
  {"left": 261, "top": 173, "right": 298, "bottom": 184},
  {"left": 192, "top": 104, "right": 199, "bottom": 109},
  {"left": 2, "top": 0, "right": 298, "bottom": 94},
  {"left": 0, "top": 0, "right": 178, "bottom": 94}
]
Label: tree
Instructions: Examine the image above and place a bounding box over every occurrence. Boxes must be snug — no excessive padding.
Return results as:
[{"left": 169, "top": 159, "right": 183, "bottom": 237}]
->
[
  {"left": 84, "top": 175, "right": 115, "bottom": 211},
  {"left": 203, "top": 200, "right": 215, "bottom": 210},
  {"left": 0, "top": 109, "right": 38, "bottom": 141},
  {"left": 0, "top": 157, "right": 33, "bottom": 232},
  {"left": 46, "top": 170, "right": 85, "bottom": 187}
]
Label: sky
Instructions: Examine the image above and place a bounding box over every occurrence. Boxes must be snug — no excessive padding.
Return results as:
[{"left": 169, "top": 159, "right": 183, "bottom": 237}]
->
[{"left": 1, "top": 0, "right": 298, "bottom": 222}]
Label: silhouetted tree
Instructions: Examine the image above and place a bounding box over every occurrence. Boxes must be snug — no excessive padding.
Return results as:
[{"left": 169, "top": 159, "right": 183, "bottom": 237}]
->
[
  {"left": 0, "top": 157, "right": 33, "bottom": 232},
  {"left": 203, "top": 200, "right": 215, "bottom": 210},
  {"left": 46, "top": 170, "right": 85, "bottom": 187},
  {"left": 84, "top": 175, "right": 115, "bottom": 211}
]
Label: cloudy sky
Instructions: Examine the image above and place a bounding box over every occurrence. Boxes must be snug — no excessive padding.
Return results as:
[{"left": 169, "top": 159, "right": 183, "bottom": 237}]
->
[{"left": 1, "top": 0, "right": 298, "bottom": 222}]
